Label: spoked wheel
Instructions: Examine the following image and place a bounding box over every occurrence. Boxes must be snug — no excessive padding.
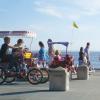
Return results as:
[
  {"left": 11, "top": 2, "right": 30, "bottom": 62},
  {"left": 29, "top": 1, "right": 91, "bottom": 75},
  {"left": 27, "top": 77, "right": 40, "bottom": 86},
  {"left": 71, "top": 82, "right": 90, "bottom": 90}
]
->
[
  {"left": 0, "top": 67, "right": 6, "bottom": 85},
  {"left": 40, "top": 68, "right": 49, "bottom": 83},
  {"left": 5, "top": 68, "right": 16, "bottom": 83},
  {"left": 27, "top": 68, "right": 43, "bottom": 85},
  {"left": 5, "top": 76, "right": 16, "bottom": 83}
]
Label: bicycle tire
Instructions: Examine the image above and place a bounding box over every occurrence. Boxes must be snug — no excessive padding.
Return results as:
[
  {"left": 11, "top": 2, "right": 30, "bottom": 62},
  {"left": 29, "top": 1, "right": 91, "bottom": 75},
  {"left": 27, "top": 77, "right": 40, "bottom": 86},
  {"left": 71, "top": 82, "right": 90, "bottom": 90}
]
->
[
  {"left": 40, "top": 68, "right": 49, "bottom": 83},
  {"left": 5, "top": 68, "right": 16, "bottom": 83},
  {"left": 27, "top": 68, "right": 43, "bottom": 85},
  {"left": 0, "top": 67, "right": 6, "bottom": 85},
  {"left": 5, "top": 76, "right": 16, "bottom": 83}
]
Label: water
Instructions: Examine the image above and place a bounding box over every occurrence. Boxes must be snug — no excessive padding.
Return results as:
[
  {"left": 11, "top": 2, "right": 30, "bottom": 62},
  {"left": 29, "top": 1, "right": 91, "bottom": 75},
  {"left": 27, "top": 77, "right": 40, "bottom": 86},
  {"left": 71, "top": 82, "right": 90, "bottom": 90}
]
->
[{"left": 68, "top": 52, "right": 100, "bottom": 68}]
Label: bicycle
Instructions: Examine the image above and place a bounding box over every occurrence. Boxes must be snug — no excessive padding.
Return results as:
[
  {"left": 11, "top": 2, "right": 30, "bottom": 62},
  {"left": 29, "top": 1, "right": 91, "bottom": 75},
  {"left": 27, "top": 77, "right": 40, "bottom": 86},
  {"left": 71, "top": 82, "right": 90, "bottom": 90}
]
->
[
  {"left": 27, "top": 59, "right": 49, "bottom": 84},
  {"left": 0, "top": 58, "right": 43, "bottom": 85}
]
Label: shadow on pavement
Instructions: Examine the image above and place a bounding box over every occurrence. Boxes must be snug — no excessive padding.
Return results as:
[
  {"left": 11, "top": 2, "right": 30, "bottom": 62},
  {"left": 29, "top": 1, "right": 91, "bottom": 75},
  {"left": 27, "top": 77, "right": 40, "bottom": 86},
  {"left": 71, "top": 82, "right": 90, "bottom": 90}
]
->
[
  {"left": 0, "top": 90, "right": 49, "bottom": 96},
  {"left": 0, "top": 89, "right": 66, "bottom": 96},
  {"left": 0, "top": 83, "right": 18, "bottom": 86}
]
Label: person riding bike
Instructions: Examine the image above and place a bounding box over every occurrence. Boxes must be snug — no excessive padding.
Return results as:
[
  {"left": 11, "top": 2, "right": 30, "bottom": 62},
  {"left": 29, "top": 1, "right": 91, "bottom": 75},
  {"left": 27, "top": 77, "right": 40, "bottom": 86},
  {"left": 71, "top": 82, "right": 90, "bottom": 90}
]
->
[
  {"left": 12, "top": 39, "right": 25, "bottom": 72},
  {"left": 0, "top": 37, "right": 14, "bottom": 67}
]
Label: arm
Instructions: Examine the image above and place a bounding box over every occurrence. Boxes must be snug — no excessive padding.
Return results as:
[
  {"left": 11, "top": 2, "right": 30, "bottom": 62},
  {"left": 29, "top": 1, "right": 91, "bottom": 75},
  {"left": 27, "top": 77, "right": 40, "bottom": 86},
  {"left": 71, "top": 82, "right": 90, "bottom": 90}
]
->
[
  {"left": 8, "top": 45, "right": 23, "bottom": 49},
  {"left": 8, "top": 45, "right": 14, "bottom": 48}
]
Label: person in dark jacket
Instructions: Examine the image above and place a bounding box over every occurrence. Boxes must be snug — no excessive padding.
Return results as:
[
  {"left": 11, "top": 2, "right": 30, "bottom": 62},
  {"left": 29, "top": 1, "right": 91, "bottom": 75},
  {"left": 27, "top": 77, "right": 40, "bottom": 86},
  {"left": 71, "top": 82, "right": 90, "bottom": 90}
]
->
[{"left": 0, "top": 37, "right": 14, "bottom": 62}]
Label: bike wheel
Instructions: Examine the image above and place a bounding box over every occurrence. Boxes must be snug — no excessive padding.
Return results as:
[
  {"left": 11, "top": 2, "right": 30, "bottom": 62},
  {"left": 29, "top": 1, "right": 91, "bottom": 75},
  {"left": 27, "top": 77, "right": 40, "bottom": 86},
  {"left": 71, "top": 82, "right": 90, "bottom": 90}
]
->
[
  {"left": 5, "top": 68, "right": 16, "bottom": 83},
  {"left": 0, "top": 67, "right": 6, "bottom": 85},
  {"left": 5, "top": 76, "right": 16, "bottom": 83},
  {"left": 40, "top": 68, "right": 49, "bottom": 83},
  {"left": 27, "top": 68, "right": 43, "bottom": 85}
]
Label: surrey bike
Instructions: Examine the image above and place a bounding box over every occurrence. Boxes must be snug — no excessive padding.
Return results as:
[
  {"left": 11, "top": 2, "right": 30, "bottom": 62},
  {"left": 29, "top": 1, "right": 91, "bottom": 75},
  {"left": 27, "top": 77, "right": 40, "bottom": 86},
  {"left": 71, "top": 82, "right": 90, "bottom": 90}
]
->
[
  {"left": 0, "top": 31, "right": 43, "bottom": 85},
  {"left": 48, "top": 40, "right": 77, "bottom": 74},
  {"left": 0, "top": 51, "right": 43, "bottom": 85}
]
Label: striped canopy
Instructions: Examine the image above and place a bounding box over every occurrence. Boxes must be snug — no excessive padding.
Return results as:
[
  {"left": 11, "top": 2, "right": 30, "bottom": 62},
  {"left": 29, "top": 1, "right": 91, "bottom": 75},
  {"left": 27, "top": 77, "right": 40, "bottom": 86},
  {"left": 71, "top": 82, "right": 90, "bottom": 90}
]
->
[{"left": 0, "top": 31, "right": 36, "bottom": 38}]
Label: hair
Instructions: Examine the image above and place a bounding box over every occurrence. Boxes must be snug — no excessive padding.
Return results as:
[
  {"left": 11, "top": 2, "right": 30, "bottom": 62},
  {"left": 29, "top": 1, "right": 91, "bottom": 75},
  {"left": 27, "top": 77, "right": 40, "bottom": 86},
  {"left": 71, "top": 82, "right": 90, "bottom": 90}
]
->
[
  {"left": 47, "top": 39, "right": 52, "bottom": 42},
  {"left": 87, "top": 42, "right": 90, "bottom": 46},
  {"left": 4, "top": 37, "right": 10, "bottom": 43},
  {"left": 39, "top": 41, "right": 44, "bottom": 47},
  {"left": 17, "top": 39, "right": 23, "bottom": 44},
  {"left": 80, "top": 47, "right": 83, "bottom": 52},
  {"left": 55, "top": 50, "right": 59, "bottom": 55}
]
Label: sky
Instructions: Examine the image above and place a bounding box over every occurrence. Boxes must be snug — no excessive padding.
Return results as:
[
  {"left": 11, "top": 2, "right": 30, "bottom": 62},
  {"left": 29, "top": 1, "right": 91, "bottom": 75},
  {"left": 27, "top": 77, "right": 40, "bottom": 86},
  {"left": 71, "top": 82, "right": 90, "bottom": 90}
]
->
[{"left": 0, "top": 0, "right": 100, "bottom": 51}]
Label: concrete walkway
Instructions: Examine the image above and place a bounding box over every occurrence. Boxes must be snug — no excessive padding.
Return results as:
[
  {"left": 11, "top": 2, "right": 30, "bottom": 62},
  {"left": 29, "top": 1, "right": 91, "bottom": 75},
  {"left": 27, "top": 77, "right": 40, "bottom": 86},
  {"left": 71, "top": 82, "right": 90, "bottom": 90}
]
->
[{"left": 0, "top": 70, "right": 100, "bottom": 100}]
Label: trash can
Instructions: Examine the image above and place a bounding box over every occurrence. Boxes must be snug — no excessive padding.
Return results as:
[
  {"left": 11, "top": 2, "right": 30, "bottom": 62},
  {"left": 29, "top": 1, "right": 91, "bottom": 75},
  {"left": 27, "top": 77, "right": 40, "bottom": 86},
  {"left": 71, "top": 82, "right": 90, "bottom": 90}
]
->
[
  {"left": 49, "top": 67, "right": 69, "bottom": 91},
  {"left": 77, "top": 65, "right": 89, "bottom": 80}
]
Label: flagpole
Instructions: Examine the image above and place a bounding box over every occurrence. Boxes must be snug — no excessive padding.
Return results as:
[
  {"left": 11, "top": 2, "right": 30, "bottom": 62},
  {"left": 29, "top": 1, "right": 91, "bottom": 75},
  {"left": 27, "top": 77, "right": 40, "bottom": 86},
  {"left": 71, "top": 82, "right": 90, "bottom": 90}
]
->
[
  {"left": 71, "top": 23, "right": 75, "bottom": 46},
  {"left": 71, "top": 21, "right": 79, "bottom": 51}
]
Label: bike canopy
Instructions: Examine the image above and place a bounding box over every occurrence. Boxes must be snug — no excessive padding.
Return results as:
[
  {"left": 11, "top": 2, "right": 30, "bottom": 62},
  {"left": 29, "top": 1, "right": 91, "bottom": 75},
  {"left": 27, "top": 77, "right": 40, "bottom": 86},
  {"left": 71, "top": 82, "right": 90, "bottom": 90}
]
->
[
  {"left": 47, "top": 39, "right": 69, "bottom": 54},
  {"left": 0, "top": 31, "right": 36, "bottom": 38},
  {"left": 0, "top": 31, "right": 36, "bottom": 50}
]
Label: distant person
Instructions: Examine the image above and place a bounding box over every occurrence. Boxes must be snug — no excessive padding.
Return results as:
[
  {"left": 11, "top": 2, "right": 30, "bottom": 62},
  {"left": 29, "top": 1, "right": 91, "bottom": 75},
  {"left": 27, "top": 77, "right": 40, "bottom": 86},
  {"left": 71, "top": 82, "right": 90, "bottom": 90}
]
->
[
  {"left": 47, "top": 39, "right": 55, "bottom": 64},
  {"left": 78, "top": 47, "right": 87, "bottom": 65},
  {"left": 84, "top": 42, "right": 90, "bottom": 65},
  {"left": 38, "top": 41, "right": 46, "bottom": 61}
]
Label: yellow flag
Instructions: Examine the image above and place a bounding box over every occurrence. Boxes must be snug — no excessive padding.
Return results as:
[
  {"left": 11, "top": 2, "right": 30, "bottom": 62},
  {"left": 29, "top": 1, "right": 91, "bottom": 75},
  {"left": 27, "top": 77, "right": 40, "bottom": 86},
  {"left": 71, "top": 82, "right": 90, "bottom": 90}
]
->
[{"left": 72, "top": 21, "right": 79, "bottom": 29}]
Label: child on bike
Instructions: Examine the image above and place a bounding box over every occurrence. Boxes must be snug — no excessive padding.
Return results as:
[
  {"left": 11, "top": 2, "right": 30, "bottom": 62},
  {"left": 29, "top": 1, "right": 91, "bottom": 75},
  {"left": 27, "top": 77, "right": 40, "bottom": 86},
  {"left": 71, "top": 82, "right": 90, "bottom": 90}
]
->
[
  {"left": 54, "top": 50, "right": 62, "bottom": 61},
  {"left": 49, "top": 50, "right": 62, "bottom": 68}
]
